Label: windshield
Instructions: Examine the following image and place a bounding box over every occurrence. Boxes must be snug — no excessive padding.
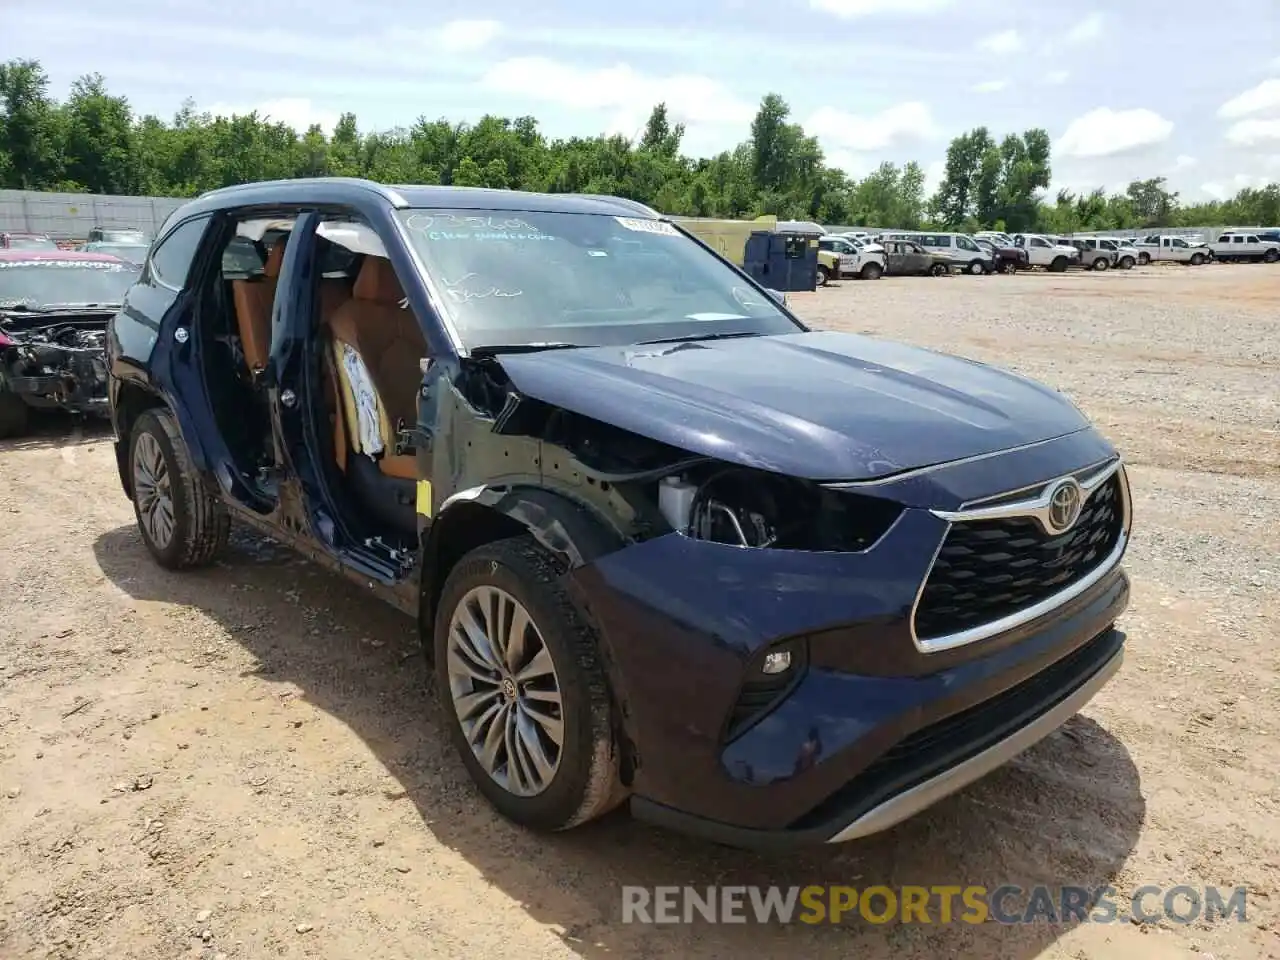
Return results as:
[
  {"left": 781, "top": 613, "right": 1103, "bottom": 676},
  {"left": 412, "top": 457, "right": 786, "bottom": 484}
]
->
[
  {"left": 0, "top": 259, "right": 141, "bottom": 309},
  {"left": 86, "top": 243, "right": 149, "bottom": 262},
  {"left": 397, "top": 209, "right": 802, "bottom": 349},
  {"left": 6, "top": 236, "right": 57, "bottom": 250}
]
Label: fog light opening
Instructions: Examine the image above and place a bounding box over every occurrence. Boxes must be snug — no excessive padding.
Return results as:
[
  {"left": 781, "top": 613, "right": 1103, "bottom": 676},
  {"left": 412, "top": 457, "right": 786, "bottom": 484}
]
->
[{"left": 761, "top": 650, "right": 792, "bottom": 675}]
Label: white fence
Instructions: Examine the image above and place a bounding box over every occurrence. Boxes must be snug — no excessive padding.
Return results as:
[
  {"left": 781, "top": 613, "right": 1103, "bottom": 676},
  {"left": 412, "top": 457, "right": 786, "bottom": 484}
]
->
[{"left": 0, "top": 189, "right": 187, "bottom": 240}]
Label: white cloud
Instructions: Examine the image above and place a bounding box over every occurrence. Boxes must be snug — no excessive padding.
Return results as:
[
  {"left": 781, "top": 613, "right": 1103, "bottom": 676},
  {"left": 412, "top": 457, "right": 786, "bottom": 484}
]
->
[
  {"left": 1066, "top": 13, "right": 1105, "bottom": 44},
  {"left": 1045, "top": 70, "right": 1070, "bottom": 85},
  {"left": 1225, "top": 117, "right": 1280, "bottom": 147},
  {"left": 205, "top": 97, "right": 341, "bottom": 133},
  {"left": 1218, "top": 78, "right": 1280, "bottom": 119},
  {"left": 1056, "top": 107, "right": 1174, "bottom": 158},
  {"left": 435, "top": 19, "right": 502, "bottom": 52},
  {"left": 977, "top": 29, "right": 1022, "bottom": 55},
  {"left": 805, "top": 102, "right": 941, "bottom": 153},
  {"left": 480, "top": 57, "right": 755, "bottom": 129},
  {"left": 971, "top": 79, "right": 1008, "bottom": 94},
  {"left": 1173, "top": 154, "right": 1197, "bottom": 170},
  {"left": 924, "top": 159, "right": 946, "bottom": 196},
  {"left": 809, "top": 0, "right": 954, "bottom": 17},
  {"left": 1200, "top": 173, "right": 1271, "bottom": 200}
]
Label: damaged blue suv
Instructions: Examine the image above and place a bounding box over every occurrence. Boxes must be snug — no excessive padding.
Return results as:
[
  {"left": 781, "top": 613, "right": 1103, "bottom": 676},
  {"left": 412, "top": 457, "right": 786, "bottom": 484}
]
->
[{"left": 106, "top": 178, "right": 1131, "bottom": 849}]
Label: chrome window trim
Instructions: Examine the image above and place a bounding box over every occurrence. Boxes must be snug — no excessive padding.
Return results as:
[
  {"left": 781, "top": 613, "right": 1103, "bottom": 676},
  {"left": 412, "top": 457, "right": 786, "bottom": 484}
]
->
[{"left": 909, "top": 459, "right": 1131, "bottom": 654}]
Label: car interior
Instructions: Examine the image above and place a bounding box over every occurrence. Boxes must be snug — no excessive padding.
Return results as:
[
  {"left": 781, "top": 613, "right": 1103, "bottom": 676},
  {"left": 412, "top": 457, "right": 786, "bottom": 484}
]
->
[{"left": 202, "top": 215, "right": 429, "bottom": 557}]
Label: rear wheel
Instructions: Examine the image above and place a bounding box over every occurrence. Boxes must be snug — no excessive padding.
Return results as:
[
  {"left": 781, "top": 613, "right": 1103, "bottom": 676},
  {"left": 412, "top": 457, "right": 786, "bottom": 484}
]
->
[
  {"left": 1092, "top": 257, "right": 1109, "bottom": 271},
  {"left": 128, "top": 407, "right": 230, "bottom": 569},
  {"left": 0, "top": 382, "right": 29, "bottom": 440},
  {"left": 1190, "top": 253, "right": 1205, "bottom": 266},
  {"left": 967, "top": 259, "right": 985, "bottom": 275},
  {"left": 815, "top": 265, "right": 830, "bottom": 287},
  {"left": 1119, "top": 256, "right": 1135, "bottom": 270},
  {"left": 1050, "top": 256, "right": 1069, "bottom": 272},
  {"left": 860, "top": 261, "right": 883, "bottom": 280},
  {"left": 1138, "top": 252, "right": 1151, "bottom": 265},
  {"left": 435, "top": 536, "right": 625, "bottom": 832},
  {"left": 1264, "top": 249, "right": 1278, "bottom": 263},
  {"left": 930, "top": 262, "right": 949, "bottom": 276}
]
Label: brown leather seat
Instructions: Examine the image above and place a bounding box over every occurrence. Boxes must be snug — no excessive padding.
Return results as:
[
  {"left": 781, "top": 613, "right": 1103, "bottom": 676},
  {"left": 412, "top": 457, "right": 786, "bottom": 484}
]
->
[
  {"left": 326, "top": 256, "right": 425, "bottom": 480},
  {"left": 231, "top": 241, "right": 286, "bottom": 374}
]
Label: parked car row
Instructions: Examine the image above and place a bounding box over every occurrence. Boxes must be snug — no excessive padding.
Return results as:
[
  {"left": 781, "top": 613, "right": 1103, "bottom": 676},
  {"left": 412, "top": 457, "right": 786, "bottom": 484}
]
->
[{"left": 0, "top": 179, "right": 1134, "bottom": 856}]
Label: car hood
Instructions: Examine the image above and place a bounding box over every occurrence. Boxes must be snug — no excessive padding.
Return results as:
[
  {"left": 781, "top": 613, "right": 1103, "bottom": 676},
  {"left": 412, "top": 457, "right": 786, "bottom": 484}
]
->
[{"left": 496, "top": 330, "right": 1091, "bottom": 482}]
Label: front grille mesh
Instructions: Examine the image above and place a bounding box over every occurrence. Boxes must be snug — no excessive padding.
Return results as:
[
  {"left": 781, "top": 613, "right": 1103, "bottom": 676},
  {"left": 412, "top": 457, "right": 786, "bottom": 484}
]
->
[{"left": 914, "top": 475, "right": 1124, "bottom": 641}]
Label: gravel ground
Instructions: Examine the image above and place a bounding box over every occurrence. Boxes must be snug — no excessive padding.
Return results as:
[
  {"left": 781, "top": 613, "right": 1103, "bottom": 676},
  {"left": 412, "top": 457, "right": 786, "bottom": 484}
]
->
[{"left": 1, "top": 264, "right": 1278, "bottom": 960}]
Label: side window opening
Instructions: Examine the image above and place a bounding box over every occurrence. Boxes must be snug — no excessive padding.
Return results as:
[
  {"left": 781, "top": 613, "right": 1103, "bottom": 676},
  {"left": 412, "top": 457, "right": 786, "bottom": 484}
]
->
[{"left": 150, "top": 217, "right": 210, "bottom": 289}]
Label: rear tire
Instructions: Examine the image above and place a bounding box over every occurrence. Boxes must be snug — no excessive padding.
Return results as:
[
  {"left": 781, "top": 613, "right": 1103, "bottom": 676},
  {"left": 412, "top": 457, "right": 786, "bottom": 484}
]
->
[
  {"left": 1190, "top": 253, "right": 1205, "bottom": 266},
  {"left": 1138, "top": 252, "right": 1150, "bottom": 265},
  {"left": 816, "top": 265, "right": 830, "bottom": 287},
  {"left": 860, "top": 261, "right": 883, "bottom": 280},
  {"left": 967, "top": 260, "right": 985, "bottom": 275},
  {"left": 1119, "top": 256, "right": 1135, "bottom": 270},
  {"left": 128, "top": 407, "right": 230, "bottom": 569},
  {"left": 1050, "top": 256, "right": 1069, "bottom": 272},
  {"left": 1264, "top": 249, "right": 1278, "bottom": 263},
  {"left": 0, "top": 384, "right": 29, "bottom": 440},
  {"left": 930, "top": 262, "right": 949, "bottom": 276},
  {"left": 1092, "top": 257, "right": 1109, "bottom": 271},
  {"left": 434, "top": 535, "right": 626, "bottom": 832}
]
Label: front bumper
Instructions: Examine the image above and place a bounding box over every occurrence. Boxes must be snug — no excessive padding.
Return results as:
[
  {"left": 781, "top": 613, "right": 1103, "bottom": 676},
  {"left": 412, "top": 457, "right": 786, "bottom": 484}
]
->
[{"left": 569, "top": 432, "right": 1131, "bottom": 849}]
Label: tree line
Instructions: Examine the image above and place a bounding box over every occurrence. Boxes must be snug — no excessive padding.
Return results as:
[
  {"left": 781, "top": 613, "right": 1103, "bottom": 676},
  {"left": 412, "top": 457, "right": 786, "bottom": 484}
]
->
[{"left": 2, "top": 58, "right": 1277, "bottom": 232}]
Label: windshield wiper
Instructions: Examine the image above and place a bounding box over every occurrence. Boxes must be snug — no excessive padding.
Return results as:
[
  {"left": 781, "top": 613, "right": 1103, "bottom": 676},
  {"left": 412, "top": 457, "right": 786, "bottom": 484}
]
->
[
  {"left": 635, "top": 330, "right": 763, "bottom": 346},
  {"left": 469, "top": 341, "right": 583, "bottom": 357}
]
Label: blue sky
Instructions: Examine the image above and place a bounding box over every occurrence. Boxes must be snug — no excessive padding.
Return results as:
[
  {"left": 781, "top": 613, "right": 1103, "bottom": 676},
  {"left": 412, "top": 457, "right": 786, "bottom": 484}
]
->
[{"left": 5, "top": 0, "right": 1279, "bottom": 200}]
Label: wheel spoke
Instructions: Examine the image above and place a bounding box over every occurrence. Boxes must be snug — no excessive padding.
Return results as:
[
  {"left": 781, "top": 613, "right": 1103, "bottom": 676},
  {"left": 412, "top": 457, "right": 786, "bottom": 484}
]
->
[
  {"left": 454, "top": 685, "right": 500, "bottom": 722},
  {"left": 478, "top": 702, "right": 509, "bottom": 772},
  {"left": 456, "top": 601, "right": 501, "bottom": 670},
  {"left": 521, "top": 700, "right": 563, "bottom": 750},
  {"left": 515, "top": 708, "right": 558, "bottom": 785},
  {"left": 504, "top": 604, "right": 531, "bottom": 674},
  {"left": 516, "top": 646, "right": 555, "bottom": 683},
  {"left": 503, "top": 708, "right": 532, "bottom": 794}
]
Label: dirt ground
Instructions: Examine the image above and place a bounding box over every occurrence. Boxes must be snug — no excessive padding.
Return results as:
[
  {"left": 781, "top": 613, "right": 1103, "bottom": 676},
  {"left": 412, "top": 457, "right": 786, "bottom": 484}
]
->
[{"left": 1, "top": 264, "right": 1278, "bottom": 959}]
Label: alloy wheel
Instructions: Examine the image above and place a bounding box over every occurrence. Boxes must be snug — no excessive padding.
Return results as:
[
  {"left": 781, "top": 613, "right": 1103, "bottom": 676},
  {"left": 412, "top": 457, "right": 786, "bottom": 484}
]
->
[
  {"left": 446, "top": 585, "right": 564, "bottom": 797},
  {"left": 133, "top": 432, "right": 174, "bottom": 550}
]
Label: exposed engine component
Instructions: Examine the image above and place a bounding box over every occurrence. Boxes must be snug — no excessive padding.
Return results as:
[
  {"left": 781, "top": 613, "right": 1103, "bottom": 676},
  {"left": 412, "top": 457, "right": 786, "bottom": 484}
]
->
[{"left": 1, "top": 320, "right": 110, "bottom": 411}]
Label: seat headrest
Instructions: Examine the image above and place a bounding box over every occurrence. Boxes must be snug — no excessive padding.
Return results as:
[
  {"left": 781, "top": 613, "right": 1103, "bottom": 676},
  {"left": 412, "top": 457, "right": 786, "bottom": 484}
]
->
[
  {"left": 354, "top": 257, "right": 405, "bottom": 304},
  {"left": 263, "top": 241, "right": 286, "bottom": 279}
]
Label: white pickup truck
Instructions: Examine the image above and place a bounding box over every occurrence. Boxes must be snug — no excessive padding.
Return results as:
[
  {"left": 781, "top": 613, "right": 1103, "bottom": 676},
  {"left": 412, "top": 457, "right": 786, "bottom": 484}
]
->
[
  {"left": 1011, "top": 234, "right": 1082, "bottom": 272},
  {"left": 818, "top": 234, "right": 888, "bottom": 279},
  {"left": 1207, "top": 231, "right": 1280, "bottom": 263},
  {"left": 1132, "top": 235, "right": 1210, "bottom": 265}
]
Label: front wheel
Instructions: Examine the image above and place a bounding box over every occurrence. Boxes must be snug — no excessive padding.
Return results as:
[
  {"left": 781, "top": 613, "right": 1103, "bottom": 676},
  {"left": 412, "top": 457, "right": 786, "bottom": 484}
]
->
[
  {"left": 435, "top": 536, "right": 625, "bottom": 832},
  {"left": 1050, "top": 256, "right": 1069, "bottom": 272},
  {"left": 930, "top": 262, "right": 949, "bottom": 276},
  {"left": 1138, "top": 252, "right": 1151, "bottom": 265},
  {"left": 1264, "top": 249, "right": 1278, "bottom": 263},
  {"left": 1093, "top": 257, "right": 1109, "bottom": 271},
  {"left": 815, "top": 265, "right": 830, "bottom": 287},
  {"left": 967, "top": 260, "right": 986, "bottom": 275},
  {"left": 860, "top": 261, "right": 883, "bottom": 280},
  {"left": 128, "top": 407, "right": 230, "bottom": 569},
  {"left": 1119, "top": 256, "right": 1135, "bottom": 270},
  {"left": 1190, "top": 253, "right": 1205, "bottom": 266}
]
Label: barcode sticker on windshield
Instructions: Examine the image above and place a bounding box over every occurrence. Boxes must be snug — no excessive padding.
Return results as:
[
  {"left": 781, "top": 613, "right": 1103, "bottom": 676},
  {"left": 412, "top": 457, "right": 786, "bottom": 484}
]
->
[{"left": 615, "top": 217, "right": 679, "bottom": 236}]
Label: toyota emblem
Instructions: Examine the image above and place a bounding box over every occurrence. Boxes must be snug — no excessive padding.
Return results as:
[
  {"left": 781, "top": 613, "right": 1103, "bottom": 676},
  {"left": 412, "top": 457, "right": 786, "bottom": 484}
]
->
[{"left": 1046, "top": 478, "right": 1083, "bottom": 533}]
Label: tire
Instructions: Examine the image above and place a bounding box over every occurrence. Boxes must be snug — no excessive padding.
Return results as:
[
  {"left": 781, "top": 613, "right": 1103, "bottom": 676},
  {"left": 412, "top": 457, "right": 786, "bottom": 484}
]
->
[
  {"left": 815, "top": 265, "right": 830, "bottom": 287},
  {"left": 1050, "top": 256, "right": 1069, "bottom": 273},
  {"left": 1092, "top": 257, "right": 1109, "bottom": 271},
  {"left": 1138, "top": 252, "right": 1151, "bottom": 266},
  {"left": 128, "top": 407, "right": 230, "bottom": 569},
  {"left": 1190, "top": 253, "right": 1205, "bottom": 266},
  {"left": 0, "top": 384, "right": 29, "bottom": 440},
  {"left": 1119, "top": 256, "right": 1135, "bottom": 270},
  {"left": 930, "top": 262, "right": 949, "bottom": 276},
  {"left": 967, "top": 260, "right": 985, "bottom": 275},
  {"left": 434, "top": 535, "right": 625, "bottom": 832},
  {"left": 1264, "top": 249, "right": 1278, "bottom": 263},
  {"left": 860, "top": 261, "right": 883, "bottom": 280}
]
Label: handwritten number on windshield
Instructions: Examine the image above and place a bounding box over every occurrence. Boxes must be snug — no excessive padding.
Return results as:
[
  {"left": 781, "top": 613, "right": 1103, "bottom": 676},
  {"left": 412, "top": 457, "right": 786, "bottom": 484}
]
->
[{"left": 441, "top": 272, "right": 523, "bottom": 303}]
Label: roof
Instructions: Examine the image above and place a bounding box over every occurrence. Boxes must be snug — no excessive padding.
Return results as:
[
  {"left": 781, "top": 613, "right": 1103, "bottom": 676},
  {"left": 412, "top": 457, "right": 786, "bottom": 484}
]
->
[
  {"left": 189, "top": 177, "right": 659, "bottom": 220},
  {"left": 0, "top": 250, "right": 127, "bottom": 263},
  {"left": 1, "top": 231, "right": 50, "bottom": 238}
]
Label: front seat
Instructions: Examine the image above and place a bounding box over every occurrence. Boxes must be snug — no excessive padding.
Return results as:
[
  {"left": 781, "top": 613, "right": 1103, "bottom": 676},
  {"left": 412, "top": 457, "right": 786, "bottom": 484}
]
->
[
  {"left": 326, "top": 256, "right": 426, "bottom": 536},
  {"left": 231, "top": 239, "right": 286, "bottom": 375}
]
